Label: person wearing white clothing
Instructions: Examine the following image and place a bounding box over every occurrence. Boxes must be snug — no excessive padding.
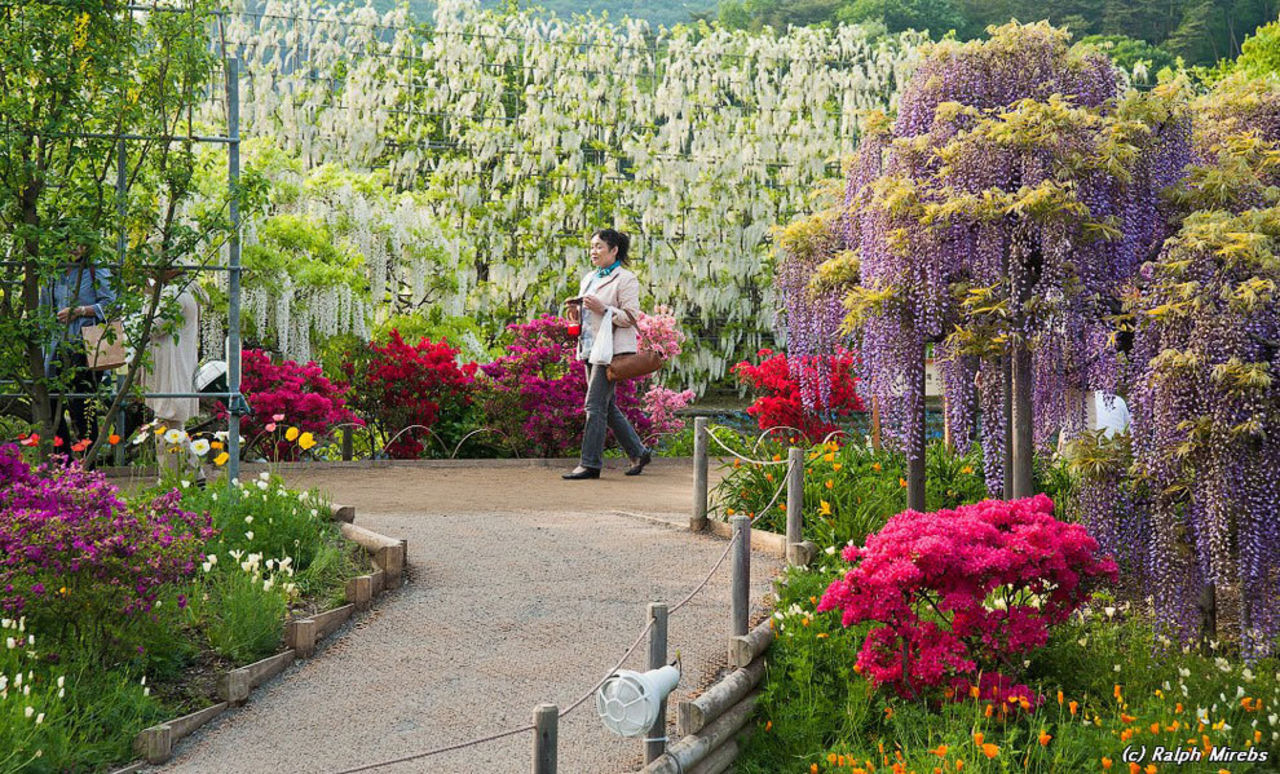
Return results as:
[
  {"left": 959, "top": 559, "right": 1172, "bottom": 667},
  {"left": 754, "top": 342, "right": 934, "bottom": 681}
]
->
[{"left": 139, "top": 270, "right": 205, "bottom": 478}]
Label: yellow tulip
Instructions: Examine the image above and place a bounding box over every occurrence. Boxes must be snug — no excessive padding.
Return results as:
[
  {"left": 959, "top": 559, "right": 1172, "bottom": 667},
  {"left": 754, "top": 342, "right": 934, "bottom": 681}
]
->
[
  {"left": 298, "top": 432, "right": 316, "bottom": 450},
  {"left": 285, "top": 426, "right": 300, "bottom": 442}
]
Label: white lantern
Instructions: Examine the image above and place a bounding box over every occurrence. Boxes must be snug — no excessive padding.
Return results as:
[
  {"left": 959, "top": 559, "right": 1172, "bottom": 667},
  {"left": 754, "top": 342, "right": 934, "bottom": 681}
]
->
[{"left": 595, "top": 665, "right": 680, "bottom": 738}]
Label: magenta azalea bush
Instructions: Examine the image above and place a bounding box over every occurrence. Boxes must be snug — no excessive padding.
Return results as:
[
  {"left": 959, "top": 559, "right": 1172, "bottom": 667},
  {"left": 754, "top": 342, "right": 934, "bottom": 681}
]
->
[
  {"left": 818, "top": 494, "right": 1117, "bottom": 702},
  {"left": 0, "top": 445, "right": 212, "bottom": 629},
  {"left": 478, "top": 315, "right": 655, "bottom": 457},
  {"left": 221, "top": 349, "right": 361, "bottom": 460}
]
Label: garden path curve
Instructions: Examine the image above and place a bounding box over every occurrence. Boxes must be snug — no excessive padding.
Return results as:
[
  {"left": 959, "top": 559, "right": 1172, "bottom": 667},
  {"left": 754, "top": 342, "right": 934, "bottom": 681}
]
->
[{"left": 148, "top": 458, "right": 781, "bottom": 774}]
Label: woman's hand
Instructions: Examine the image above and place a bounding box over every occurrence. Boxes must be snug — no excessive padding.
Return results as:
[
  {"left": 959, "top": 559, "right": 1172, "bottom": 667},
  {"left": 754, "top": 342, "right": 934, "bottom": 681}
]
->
[{"left": 582, "top": 294, "right": 606, "bottom": 314}]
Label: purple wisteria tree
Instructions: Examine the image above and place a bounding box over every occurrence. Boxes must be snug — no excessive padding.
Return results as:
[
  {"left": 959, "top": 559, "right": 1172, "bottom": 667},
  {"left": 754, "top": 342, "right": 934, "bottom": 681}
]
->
[
  {"left": 1121, "top": 71, "right": 1280, "bottom": 658},
  {"left": 793, "top": 22, "right": 1190, "bottom": 508}
]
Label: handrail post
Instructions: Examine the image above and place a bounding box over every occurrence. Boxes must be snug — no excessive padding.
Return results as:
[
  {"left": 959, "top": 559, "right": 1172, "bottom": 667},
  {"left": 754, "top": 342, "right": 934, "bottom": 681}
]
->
[
  {"left": 533, "top": 703, "right": 558, "bottom": 774},
  {"left": 731, "top": 515, "right": 750, "bottom": 637},
  {"left": 645, "top": 602, "right": 669, "bottom": 764},
  {"left": 785, "top": 447, "right": 804, "bottom": 565},
  {"left": 691, "top": 417, "right": 709, "bottom": 531}
]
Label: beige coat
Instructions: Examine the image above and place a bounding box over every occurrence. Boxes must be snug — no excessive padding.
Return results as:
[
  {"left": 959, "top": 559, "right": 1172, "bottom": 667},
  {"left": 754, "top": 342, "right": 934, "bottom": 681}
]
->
[{"left": 577, "top": 267, "right": 641, "bottom": 357}]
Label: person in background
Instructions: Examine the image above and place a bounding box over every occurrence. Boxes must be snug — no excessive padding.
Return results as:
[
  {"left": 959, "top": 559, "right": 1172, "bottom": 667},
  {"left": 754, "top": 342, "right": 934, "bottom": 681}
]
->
[
  {"left": 562, "top": 228, "right": 652, "bottom": 480},
  {"left": 139, "top": 267, "right": 205, "bottom": 479},
  {"left": 42, "top": 234, "right": 116, "bottom": 451}
]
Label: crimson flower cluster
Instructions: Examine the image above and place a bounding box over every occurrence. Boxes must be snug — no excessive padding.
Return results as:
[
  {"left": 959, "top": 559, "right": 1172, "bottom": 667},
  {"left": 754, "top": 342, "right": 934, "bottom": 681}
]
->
[
  {"left": 0, "top": 445, "right": 212, "bottom": 624},
  {"left": 344, "top": 330, "right": 478, "bottom": 458},
  {"left": 732, "top": 348, "right": 864, "bottom": 443},
  {"left": 818, "top": 494, "right": 1117, "bottom": 701},
  {"left": 221, "top": 349, "right": 360, "bottom": 460}
]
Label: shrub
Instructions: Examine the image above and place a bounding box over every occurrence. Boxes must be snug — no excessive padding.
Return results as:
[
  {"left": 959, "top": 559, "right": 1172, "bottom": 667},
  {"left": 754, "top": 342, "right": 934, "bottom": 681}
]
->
[
  {"left": 222, "top": 349, "right": 360, "bottom": 461},
  {"left": 0, "top": 447, "right": 212, "bottom": 651},
  {"left": 817, "top": 494, "right": 1117, "bottom": 701},
  {"left": 732, "top": 349, "right": 864, "bottom": 444},
  {"left": 342, "top": 330, "right": 479, "bottom": 458},
  {"left": 477, "top": 315, "right": 653, "bottom": 457}
]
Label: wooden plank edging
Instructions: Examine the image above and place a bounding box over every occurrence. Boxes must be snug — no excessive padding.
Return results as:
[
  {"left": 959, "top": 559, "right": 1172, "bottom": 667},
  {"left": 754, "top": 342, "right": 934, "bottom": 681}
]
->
[
  {"left": 703, "top": 519, "right": 787, "bottom": 557},
  {"left": 126, "top": 505, "right": 408, "bottom": 768}
]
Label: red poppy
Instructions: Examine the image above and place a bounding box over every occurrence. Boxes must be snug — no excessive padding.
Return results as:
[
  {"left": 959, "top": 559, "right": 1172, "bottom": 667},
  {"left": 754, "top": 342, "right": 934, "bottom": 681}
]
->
[
  {"left": 71, "top": 439, "right": 91, "bottom": 453},
  {"left": 19, "top": 434, "right": 39, "bottom": 447},
  {"left": 52, "top": 436, "right": 64, "bottom": 448}
]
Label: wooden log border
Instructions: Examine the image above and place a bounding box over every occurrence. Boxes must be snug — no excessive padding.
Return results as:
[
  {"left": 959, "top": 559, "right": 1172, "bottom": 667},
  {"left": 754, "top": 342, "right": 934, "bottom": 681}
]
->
[{"left": 119, "top": 503, "right": 405, "bottom": 768}]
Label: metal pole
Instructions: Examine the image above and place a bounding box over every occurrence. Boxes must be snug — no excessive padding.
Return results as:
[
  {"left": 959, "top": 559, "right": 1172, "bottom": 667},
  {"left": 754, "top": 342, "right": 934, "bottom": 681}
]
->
[
  {"left": 645, "top": 602, "right": 669, "bottom": 764},
  {"left": 785, "top": 447, "right": 803, "bottom": 565},
  {"left": 225, "top": 58, "right": 245, "bottom": 486},
  {"left": 532, "top": 703, "right": 558, "bottom": 774},
  {"left": 731, "top": 514, "right": 750, "bottom": 637},
  {"left": 114, "top": 139, "right": 128, "bottom": 467},
  {"left": 691, "top": 416, "right": 708, "bottom": 531}
]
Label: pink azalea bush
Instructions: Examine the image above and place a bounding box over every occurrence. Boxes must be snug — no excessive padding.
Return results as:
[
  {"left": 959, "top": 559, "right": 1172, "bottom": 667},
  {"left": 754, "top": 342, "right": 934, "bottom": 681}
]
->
[
  {"left": 0, "top": 445, "right": 212, "bottom": 630},
  {"left": 817, "top": 494, "right": 1117, "bottom": 703},
  {"left": 220, "top": 349, "right": 361, "bottom": 461}
]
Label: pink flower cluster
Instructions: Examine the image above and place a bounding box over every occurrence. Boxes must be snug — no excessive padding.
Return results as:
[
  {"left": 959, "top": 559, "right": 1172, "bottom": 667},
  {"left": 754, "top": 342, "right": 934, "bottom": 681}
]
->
[
  {"left": 818, "top": 494, "right": 1117, "bottom": 701},
  {"left": 643, "top": 384, "right": 695, "bottom": 436},
  {"left": 635, "top": 306, "right": 686, "bottom": 361}
]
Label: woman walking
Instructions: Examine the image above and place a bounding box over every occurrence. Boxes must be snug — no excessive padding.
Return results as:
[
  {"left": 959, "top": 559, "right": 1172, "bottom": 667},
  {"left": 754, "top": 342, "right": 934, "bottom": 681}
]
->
[{"left": 562, "top": 229, "right": 652, "bottom": 480}]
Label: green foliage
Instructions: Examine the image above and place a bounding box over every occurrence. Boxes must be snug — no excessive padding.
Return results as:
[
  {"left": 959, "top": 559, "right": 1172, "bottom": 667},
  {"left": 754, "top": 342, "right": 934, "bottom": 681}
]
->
[
  {"left": 186, "top": 565, "right": 287, "bottom": 664},
  {"left": 1075, "top": 34, "right": 1180, "bottom": 84},
  {"left": 837, "top": 0, "right": 968, "bottom": 37},
  {"left": 1236, "top": 17, "right": 1280, "bottom": 78}
]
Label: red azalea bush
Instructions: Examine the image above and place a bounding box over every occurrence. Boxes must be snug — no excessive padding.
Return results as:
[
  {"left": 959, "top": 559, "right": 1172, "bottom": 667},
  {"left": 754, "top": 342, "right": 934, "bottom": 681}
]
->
[
  {"left": 732, "top": 348, "right": 864, "bottom": 443},
  {"left": 221, "top": 349, "right": 360, "bottom": 461},
  {"left": 478, "top": 315, "right": 652, "bottom": 458},
  {"left": 342, "top": 330, "right": 479, "bottom": 458},
  {"left": 0, "top": 445, "right": 212, "bottom": 632},
  {"left": 817, "top": 494, "right": 1117, "bottom": 703}
]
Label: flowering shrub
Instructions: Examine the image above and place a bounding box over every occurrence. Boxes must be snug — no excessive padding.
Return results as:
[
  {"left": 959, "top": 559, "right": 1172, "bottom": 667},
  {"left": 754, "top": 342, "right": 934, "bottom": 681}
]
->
[
  {"left": 478, "top": 315, "right": 653, "bottom": 457},
  {"left": 635, "top": 305, "right": 686, "bottom": 361},
  {"left": 817, "top": 494, "right": 1117, "bottom": 700},
  {"left": 0, "top": 446, "right": 212, "bottom": 630},
  {"left": 221, "top": 349, "right": 360, "bottom": 461},
  {"left": 642, "top": 385, "right": 695, "bottom": 436},
  {"left": 342, "top": 330, "right": 479, "bottom": 458},
  {"left": 732, "top": 349, "right": 864, "bottom": 443}
]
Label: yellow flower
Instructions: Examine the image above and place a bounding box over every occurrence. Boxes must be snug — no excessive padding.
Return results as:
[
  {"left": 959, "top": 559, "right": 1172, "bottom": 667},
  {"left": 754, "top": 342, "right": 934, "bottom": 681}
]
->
[
  {"left": 871, "top": 462, "right": 881, "bottom": 472},
  {"left": 961, "top": 465, "right": 974, "bottom": 474},
  {"left": 298, "top": 432, "right": 316, "bottom": 451},
  {"left": 899, "top": 477, "right": 907, "bottom": 487},
  {"left": 832, "top": 462, "right": 842, "bottom": 472},
  {"left": 823, "top": 451, "right": 835, "bottom": 462},
  {"left": 819, "top": 500, "right": 832, "bottom": 516},
  {"left": 214, "top": 452, "right": 230, "bottom": 467},
  {"left": 285, "top": 426, "right": 300, "bottom": 442},
  {"left": 825, "top": 479, "right": 834, "bottom": 489}
]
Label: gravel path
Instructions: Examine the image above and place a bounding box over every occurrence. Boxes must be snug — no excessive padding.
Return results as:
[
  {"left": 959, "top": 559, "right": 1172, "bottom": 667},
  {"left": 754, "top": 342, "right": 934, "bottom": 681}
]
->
[{"left": 151, "top": 459, "right": 781, "bottom": 774}]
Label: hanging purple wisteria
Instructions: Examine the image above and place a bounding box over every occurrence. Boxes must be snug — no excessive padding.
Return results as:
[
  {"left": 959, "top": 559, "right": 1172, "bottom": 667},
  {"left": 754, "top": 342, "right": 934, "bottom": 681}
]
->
[
  {"left": 810, "top": 23, "right": 1190, "bottom": 499},
  {"left": 1124, "top": 72, "right": 1280, "bottom": 658}
]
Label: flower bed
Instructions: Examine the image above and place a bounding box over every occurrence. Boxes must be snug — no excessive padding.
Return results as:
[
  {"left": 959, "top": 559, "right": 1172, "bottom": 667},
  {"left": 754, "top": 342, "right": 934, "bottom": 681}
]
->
[
  {"left": 0, "top": 446, "right": 369, "bottom": 771},
  {"left": 738, "top": 499, "right": 1280, "bottom": 774}
]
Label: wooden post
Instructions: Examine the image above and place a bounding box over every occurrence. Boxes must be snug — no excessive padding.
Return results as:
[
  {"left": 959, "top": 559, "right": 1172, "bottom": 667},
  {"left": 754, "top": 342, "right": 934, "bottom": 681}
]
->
[
  {"left": 646, "top": 602, "right": 669, "bottom": 765},
  {"left": 731, "top": 515, "right": 750, "bottom": 637},
  {"left": 346, "top": 574, "right": 373, "bottom": 611},
  {"left": 286, "top": 618, "right": 317, "bottom": 658},
  {"left": 341, "top": 426, "right": 353, "bottom": 461},
  {"left": 692, "top": 417, "right": 709, "bottom": 531},
  {"left": 785, "top": 447, "right": 804, "bottom": 566},
  {"left": 870, "top": 397, "right": 882, "bottom": 451},
  {"left": 533, "top": 703, "right": 558, "bottom": 774},
  {"left": 943, "top": 394, "right": 953, "bottom": 453}
]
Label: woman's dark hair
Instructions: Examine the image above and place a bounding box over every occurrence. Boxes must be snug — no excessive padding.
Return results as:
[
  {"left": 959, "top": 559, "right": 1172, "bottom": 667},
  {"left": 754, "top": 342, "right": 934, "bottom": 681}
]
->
[{"left": 591, "top": 228, "right": 630, "bottom": 264}]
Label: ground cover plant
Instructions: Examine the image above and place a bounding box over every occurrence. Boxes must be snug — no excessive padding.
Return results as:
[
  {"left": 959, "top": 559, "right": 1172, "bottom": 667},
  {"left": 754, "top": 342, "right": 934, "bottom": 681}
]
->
[{"left": 0, "top": 442, "right": 367, "bottom": 771}]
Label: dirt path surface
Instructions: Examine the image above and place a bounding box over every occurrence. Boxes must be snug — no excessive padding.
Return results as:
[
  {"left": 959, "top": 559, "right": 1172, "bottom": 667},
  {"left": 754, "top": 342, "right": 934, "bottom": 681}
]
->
[{"left": 152, "top": 459, "right": 781, "bottom": 774}]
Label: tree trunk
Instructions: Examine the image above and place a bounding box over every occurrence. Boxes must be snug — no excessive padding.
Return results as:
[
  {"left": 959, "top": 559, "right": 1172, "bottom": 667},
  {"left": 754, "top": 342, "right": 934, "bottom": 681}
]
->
[
  {"left": 907, "top": 341, "right": 926, "bottom": 512},
  {"left": 1010, "top": 341, "right": 1034, "bottom": 498},
  {"left": 1002, "top": 354, "right": 1013, "bottom": 499}
]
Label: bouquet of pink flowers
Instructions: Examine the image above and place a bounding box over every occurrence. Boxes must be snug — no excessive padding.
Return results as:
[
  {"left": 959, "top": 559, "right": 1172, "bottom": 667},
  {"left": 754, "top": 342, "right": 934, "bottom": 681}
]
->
[{"left": 635, "top": 305, "right": 685, "bottom": 361}]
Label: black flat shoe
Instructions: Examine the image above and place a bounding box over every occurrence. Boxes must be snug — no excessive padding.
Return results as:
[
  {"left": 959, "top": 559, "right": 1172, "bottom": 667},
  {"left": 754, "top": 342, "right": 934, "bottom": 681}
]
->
[
  {"left": 562, "top": 467, "right": 601, "bottom": 480},
  {"left": 624, "top": 451, "right": 652, "bottom": 477}
]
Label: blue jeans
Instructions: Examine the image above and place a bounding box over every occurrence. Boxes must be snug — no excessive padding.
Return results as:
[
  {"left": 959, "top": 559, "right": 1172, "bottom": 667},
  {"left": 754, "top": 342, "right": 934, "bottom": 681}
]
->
[{"left": 580, "top": 362, "right": 648, "bottom": 469}]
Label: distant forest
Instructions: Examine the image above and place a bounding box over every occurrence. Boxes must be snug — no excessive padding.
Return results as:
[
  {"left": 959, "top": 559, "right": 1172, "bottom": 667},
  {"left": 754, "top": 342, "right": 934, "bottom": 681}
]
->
[{"left": 333, "top": 0, "right": 1276, "bottom": 68}]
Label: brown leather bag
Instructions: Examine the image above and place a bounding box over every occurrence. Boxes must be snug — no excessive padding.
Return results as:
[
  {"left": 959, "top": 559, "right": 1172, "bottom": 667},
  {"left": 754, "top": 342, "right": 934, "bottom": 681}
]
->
[{"left": 607, "top": 350, "right": 663, "bottom": 382}]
